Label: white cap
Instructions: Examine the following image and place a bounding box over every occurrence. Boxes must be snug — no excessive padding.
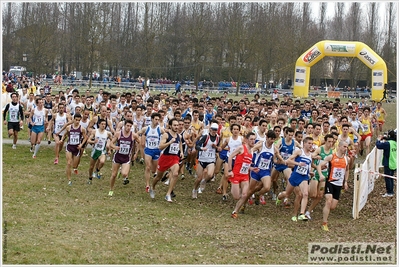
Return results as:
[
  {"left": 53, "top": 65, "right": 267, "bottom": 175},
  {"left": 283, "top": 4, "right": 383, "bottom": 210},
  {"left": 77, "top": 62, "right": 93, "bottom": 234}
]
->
[{"left": 210, "top": 123, "right": 219, "bottom": 130}]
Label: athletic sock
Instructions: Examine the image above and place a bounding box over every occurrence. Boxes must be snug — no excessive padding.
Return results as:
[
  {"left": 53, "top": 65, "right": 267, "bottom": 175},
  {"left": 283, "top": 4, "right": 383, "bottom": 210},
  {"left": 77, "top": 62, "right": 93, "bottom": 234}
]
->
[{"left": 34, "top": 144, "right": 41, "bottom": 155}]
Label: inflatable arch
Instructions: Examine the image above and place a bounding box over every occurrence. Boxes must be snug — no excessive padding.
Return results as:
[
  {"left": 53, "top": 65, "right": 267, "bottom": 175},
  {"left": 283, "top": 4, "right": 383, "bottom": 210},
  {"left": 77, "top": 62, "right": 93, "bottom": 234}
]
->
[{"left": 293, "top": 40, "right": 387, "bottom": 100}]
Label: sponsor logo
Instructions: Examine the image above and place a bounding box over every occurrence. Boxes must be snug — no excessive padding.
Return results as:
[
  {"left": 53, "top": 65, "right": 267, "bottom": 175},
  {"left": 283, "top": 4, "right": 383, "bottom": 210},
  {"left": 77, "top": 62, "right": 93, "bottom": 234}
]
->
[
  {"left": 359, "top": 49, "right": 378, "bottom": 66},
  {"left": 373, "top": 82, "right": 383, "bottom": 87},
  {"left": 330, "top": 45, "right": 348, "bottom": 52},
  {"left": 296, "top": 68, "right": 306, "bottom": 73},
  {"left": 373, "top": 72, "right": 383, "bottom": 76},
  {"left": 295, "top": 78, "right": 305, "bottom": 83},
  {"left": 325, "top": 44, "right": 356, "bottom": 54},
  {"left": 303, "top": 47, "right": 322, "bottom": 64}
]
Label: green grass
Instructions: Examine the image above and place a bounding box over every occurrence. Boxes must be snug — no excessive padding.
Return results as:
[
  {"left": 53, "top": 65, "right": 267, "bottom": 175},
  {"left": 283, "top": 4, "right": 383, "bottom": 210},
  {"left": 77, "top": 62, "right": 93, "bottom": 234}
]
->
[{"left": 2, "top": 101, "right": 397, "bottom": 264}]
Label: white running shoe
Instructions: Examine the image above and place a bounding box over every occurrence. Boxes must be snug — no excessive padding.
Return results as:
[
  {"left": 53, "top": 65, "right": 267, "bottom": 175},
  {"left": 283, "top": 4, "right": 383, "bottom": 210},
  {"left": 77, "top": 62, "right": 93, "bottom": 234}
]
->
[
  {"left": 305, "top": 211, "right": 312, "bottom": 220},
  {"left": 192, "top": 189, "right": 198, "bottom": 199},
  {"left": 149, "top": 188, "right": 155, "bottom": 199},
  {"left": 165, "top": 195, "right": 172, "bottom": 202},
  {"left": 199, "top": 179, "right": 206, "bottom": 191},
  {"left": 164, "top": 179, "right": 170, "bottom": 185},
  {"left": 12, "top": 144, "right": 16, "bottom": 149}
]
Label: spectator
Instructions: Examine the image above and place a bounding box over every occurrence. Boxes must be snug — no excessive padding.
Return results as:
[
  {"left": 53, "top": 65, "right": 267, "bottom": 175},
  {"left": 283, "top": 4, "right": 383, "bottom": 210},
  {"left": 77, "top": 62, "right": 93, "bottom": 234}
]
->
[{"left": 376, "top": 130, "right": 397, "bottom": 197}]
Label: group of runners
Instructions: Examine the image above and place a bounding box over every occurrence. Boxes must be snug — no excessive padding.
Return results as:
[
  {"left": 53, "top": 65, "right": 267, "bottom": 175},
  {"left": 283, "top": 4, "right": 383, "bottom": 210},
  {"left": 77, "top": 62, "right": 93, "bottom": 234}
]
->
[{"left": 3, "top": 86, "right": 389, "bottom": 231}]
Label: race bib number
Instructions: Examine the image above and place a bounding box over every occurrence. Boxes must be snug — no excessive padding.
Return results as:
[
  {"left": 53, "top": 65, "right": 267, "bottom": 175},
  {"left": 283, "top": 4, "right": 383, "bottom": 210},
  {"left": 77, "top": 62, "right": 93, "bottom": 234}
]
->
[
  {"left": 281, "top": 152, "right": 290, "bottom": 160},
  {"left": 147, "top": 137, "right": 159, "bottom": 148},
  {"left": 56, "top": 122, "right": 64, "bottom": 130},
  {"left": 34, "top": 115, "right": 43, "bottom": 125},
  {"left": 119, "top": 144, "right": 130, "bottom": 155},
  {"left": 10, "top": 110, "right": 17, "bottom": 121},
  {"left": 362, "top": 124, "right": 369, "bottom": 131},
  {"left": 332, "top": 167, "right": 345, "bottom": 181},
  {"left": 95, "top": 138, "right": 105, "bottom": 150},
  {"left": 206, "top": 149, "right": 215, "bottom": 159},
  {"left": 169, "top": 143, "right": 179, "bottom": 154},
  {"left": 239, "top": 163, "right": 250, "bottom": 174},
  {"left": 69, "top": 134, "right": 80, "bottom": 145},
  {"left": 258, "top": 158, "right": 271, "bottom": 170},
  {"left": 296, "top": 164, "right": 309, "bottom": 175}
]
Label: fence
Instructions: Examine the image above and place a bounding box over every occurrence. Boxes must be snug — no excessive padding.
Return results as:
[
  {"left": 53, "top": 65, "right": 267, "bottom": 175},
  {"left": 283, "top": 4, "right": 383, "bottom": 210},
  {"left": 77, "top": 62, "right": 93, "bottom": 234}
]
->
[{"left": 40, "top": 79, "right": 379, "bottom": 99}]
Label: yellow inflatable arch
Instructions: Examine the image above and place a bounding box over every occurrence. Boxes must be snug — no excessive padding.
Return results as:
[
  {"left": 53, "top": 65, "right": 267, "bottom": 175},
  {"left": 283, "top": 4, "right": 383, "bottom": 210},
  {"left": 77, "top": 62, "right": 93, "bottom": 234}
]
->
[{"left": 293, "top": 40, "right": 387, "bottom": 100}]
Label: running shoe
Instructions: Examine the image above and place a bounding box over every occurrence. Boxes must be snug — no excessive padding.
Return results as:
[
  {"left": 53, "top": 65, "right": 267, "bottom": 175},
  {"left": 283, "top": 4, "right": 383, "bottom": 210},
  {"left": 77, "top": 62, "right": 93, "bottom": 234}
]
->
[
  {"left": 108, "top": 191, "right": 114, "bottom": 196},
  {"left": 211, "top": 175, "right": 215, "bottom": 182},
  {"left": 199, "top": 179, "right": 206, "bottom": 191},
  {"left": 291, "top": 216, "right": 297, "bottom": 222},
  {"left": 140, "top": 158, "right": 144, "bottom": 164},
  {"left": 192, "top": 189, "right": 198, "bottom": 199},
  {"left": 171, "top": 191, "right": 176, "bottom": 198},
  {"left": 48, "top": 140, "right": 51, "bottom": 145},
  {"left": 181, "top": 174, "right": 185, "bottom": 180},
  {"left": 222, "top": 194, "right": 228, "bottom": 201},
  {"left": 161, "top": 171, "right": 169, "bottom": 182},
  {"left": 165, "top": 195, "right": 172, "bottom": 202},
  {"left": 123, "top": 178, "right": 130, "bottom": 185},
  {"left": 146, "top": 186, "right": 150, "bottom": 193},
  {"left": 149, "top": 188, "right": 155, "bottom": 198},
  {"left": 87, "top": 179, "right": 92, "bottom": 185},
  {"left": 32, "top": 155, "right": 36, "bottom": 159},
  {"left": 231, "top": 211, "right": 238, "bottom": 219},
  {"left": 216, "top": 187, "right": 222, "bottom": 194},
  {"left": 68, "top": 181, "right": 72, "bottom": 186},
  {"left": 164, "top": 179, "right": 170, "bottom": 185},
  {"left": 92, "top": 172, "right": 97, "bottom": 179},
  {"left": 254, "top": 194, "right": 260, "bottom": 205},
  {"left": 275, "top": 193, "right": 282, "bottom": 206},
  {"left": 305, "top": 211, "right": 312, "bottom": 220},
  {"left": 239, "top": 205, "right": 245, "bottom": 214},
  {"left": 97, "top": 172, "right": 102, "bottom": 179},
  {"left": 298, "top": 214, "right": 308, "bottom": 221},
  {"left": 272, "top": 193, "right": 277, "bottom": 201},
  {"left": 382, "top": 193, "right": 394, "bottom": 197},
  {"left": 259, "top": 195, "right": 266, "bottom": 205},
  {"left": 188, "top": 168, "right": 193, "bottom": 175},
  {"left": 30, "top": 146, "right": 34, "bottom": 152},
  {"left": 198, "top": 188, "right": 202, "bottom": 194},
  {"left": 54, "top": 158, "right": 59, "bottom": 165},
  {"left": 248, "top": 196, "right": 254, "bottom": 205},
  {"left": 283, "top": 198, "right": 290, "bottom": 208},
  {"left": 322, "top": 224, "right": 329, "bottom": 231},
  {"left": 12, "top": 144, "right": 16, "bottom": 149},
  {"left": 73, "top": 169, "right": 78, "bottom": 175}
]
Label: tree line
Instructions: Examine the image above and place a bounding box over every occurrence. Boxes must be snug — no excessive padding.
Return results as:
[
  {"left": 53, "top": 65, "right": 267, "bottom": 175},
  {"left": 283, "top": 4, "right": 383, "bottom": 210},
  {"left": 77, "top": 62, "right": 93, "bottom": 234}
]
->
[{"left": 2, "top": 2, "right": 397, "bottom": 90}]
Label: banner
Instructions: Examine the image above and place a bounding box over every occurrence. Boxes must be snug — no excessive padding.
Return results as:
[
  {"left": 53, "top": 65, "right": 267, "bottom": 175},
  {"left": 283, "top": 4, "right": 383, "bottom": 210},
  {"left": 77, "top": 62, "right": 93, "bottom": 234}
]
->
[{"left": 353, "top": 147, "right": 385, "bottom": 219}]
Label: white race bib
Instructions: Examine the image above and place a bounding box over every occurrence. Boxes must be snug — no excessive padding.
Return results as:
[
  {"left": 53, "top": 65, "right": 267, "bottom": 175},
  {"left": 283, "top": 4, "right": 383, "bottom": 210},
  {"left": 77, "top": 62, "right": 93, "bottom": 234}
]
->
[
  {"left": 119, "top": 143, "right": 130, "bottom": 155},
  {"left": 296, "top": 164, "right": 309, "bottom": 175},
  {"left": 332, "top": 167, "right": 345, "bottom": 181},
  {"left": 69, "top": 134, "right": 80, "bottom": 145},
  {"left": 169, "top": 143, "right": 179, "bottom": 154},
  {"left": 239, "top": 163, "right": 250, "bottom": 174},
  {"left": 258, "top": 158, "right": 271, "bottom": 170}
]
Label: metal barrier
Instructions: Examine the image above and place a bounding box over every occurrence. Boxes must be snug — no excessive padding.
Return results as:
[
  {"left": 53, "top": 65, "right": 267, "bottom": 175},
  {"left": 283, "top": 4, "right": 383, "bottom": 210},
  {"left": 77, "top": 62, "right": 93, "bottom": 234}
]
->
[{"left": 43, "top": 79, "right": 387, "bottom": 99}]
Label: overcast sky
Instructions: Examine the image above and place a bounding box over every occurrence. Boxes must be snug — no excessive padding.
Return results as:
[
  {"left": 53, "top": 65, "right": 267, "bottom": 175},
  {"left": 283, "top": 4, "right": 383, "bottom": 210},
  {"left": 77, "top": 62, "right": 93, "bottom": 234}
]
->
[{"left": 309, "top": 2, "right": 390, "bottom": 24}]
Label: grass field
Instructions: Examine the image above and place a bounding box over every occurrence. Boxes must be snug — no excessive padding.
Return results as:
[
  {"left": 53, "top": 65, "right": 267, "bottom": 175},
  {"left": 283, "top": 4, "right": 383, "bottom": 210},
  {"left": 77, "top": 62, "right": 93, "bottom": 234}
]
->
[{"left": 2, "top": 96, "right": 397, "bottom": 264}]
